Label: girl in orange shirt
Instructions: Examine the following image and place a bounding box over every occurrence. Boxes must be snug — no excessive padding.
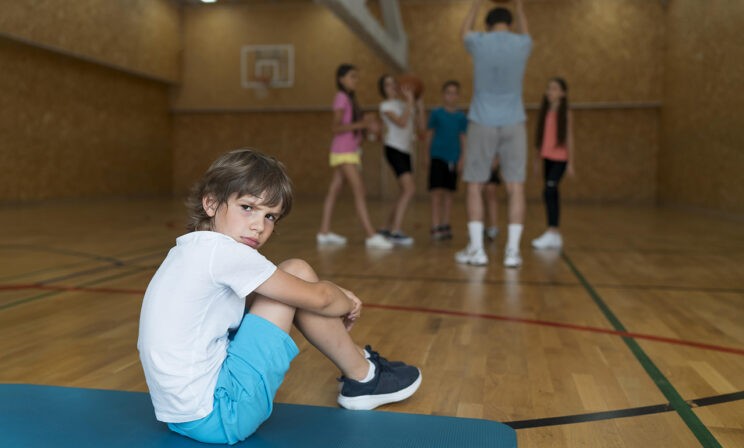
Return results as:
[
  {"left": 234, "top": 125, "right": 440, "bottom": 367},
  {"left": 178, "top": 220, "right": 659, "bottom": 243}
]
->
[{"left": 532, "top": 78, "right": 574, "bottom": 249}]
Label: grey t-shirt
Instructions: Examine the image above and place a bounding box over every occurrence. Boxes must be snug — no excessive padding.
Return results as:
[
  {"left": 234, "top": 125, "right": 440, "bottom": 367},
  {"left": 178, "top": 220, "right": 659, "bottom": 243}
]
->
[{"left": 465, "top": 31, "right": 532, "bottom": 127}]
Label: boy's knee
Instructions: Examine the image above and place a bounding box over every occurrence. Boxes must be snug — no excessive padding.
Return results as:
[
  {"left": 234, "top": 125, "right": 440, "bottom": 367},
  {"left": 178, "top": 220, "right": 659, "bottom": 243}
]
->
[{"left": 278, "top": 258, "right": 318, "bottom": 282}]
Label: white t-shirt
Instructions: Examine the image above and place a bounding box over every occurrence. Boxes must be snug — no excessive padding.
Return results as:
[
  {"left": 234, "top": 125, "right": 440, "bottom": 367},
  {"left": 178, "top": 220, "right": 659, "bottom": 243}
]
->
[
  {"left": 137, "top": 231, "right": 277, "bottom": 423},
  {"left": 380, "top": 99, "right": 414, "bottom": 153}
]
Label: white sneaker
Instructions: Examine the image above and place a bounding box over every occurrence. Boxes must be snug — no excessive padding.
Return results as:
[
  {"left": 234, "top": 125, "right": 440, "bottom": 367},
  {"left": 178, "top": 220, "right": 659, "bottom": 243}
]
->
[
  {"left": 317, "top": 232, "right": 347, "bottom": 246},
  {"left": 455, "top": 246, "right": 488, "bottom": 266},
  {"left": 366, "top": 234, "right": 394, "bottom": 249},
  {"left": 503, "top": 247, "right": 522, "bottom": 268},
  {"left": 531, "top": 231, "right": 563, "bottom": 249}
]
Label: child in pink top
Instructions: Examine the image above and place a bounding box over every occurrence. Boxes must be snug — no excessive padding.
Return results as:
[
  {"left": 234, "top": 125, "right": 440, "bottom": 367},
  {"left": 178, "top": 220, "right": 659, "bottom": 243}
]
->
[
  {"left": 318, "top": 64, "right": 392, "bottom": 249},
  {"left": 532, "top": 77, "right": 574, "bottom": 249}
]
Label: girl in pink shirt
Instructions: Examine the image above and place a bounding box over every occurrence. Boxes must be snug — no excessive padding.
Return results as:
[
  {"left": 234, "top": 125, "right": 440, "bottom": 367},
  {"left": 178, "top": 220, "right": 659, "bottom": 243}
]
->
[
  {"left": 532, "top": 77, "right": 574, "bottom": 249},
  {"left": 318, "top": 64, "right": 392, "bottom": 249}
]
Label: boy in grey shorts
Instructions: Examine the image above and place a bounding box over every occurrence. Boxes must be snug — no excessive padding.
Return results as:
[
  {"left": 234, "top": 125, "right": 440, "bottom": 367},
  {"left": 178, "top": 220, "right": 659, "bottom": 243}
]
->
[{"left": 457, "top": 0, "right": 531, "bottom": 267}]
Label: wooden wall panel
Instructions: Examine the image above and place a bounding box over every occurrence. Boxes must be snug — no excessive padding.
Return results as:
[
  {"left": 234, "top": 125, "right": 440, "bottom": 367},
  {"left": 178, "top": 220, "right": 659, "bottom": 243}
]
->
[
  {"left": 659, "top": 0, "right": 744, "bottom": 215},
  {"left": 173, "top": 0, "right": 664, "bottom": 110},
  {"left": 0, "top": 0, "right": 181, "bottom": 82},
  {"left": 405, "top": 0, "right": 664, "bottom": 106},
  {"left": 524, "top": 109, "right": 659, "bottom": 203},
  {"left": 0, "top": 38, "right": 172, "bottom": 201},
  {"left": 172, "top": 112, "right": 385, "bottom": 199}
]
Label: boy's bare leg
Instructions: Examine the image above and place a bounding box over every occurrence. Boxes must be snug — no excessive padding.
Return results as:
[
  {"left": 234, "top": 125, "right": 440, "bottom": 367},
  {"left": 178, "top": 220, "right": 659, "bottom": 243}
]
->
[
  {"left": 249, "top": 259, "right": 369, "bottom": 381},
  {"left": 442, "top": 191, "right": 453, "bottom": 226},
  {"left": 430, "top": 190, "right": 441, "bottom": 228}
]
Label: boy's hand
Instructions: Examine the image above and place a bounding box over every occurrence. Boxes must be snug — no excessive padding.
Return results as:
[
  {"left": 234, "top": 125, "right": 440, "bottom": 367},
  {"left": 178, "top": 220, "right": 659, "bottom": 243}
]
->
[{"left": 338, "top": 286, "right": 362, "bottom": 331}]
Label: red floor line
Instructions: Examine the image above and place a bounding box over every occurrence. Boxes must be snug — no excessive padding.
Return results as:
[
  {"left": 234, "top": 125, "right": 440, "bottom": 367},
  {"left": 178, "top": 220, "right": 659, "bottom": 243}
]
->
[
  {"left": 363, "top": 303, "right": 744, "bottom": 356},
  {"left": 0, "top": 283, "right": 144, "bottom": 295},
  {"left": 3, "top": 283, "right": 743, "bottom": 357}
]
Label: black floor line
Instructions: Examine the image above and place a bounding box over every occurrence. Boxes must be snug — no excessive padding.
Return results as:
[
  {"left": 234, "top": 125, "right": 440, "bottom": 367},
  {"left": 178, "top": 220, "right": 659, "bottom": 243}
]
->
[{"left": 506, "top": 389, "right": 744, "bottom": 429}]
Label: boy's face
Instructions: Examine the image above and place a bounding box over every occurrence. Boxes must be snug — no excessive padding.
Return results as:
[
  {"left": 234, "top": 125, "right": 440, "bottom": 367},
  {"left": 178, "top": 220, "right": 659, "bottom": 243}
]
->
[
  {"left": 442, "top": 85, "right": 459, "bottom": 106},
  {"left": 203, "top": 193, "right": 282, "bottom": 249}
]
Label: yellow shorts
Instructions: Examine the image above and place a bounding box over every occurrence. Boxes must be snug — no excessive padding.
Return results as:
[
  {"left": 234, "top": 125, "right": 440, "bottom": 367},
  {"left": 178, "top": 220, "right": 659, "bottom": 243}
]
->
[{"left": 329, "top": 151, "right": 361, "bottom": 167}]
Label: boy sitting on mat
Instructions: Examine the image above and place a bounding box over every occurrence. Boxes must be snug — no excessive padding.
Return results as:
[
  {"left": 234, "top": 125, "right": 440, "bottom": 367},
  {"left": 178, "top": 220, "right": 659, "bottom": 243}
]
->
[{"left": 137, "top": 149, "right": 422, "bottom": 445}]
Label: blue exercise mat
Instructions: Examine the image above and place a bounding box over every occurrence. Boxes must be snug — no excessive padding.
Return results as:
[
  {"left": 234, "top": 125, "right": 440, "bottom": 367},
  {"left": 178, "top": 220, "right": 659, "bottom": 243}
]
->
[{"left": 0, "top": 384, "right": 516, "bottom": 447}]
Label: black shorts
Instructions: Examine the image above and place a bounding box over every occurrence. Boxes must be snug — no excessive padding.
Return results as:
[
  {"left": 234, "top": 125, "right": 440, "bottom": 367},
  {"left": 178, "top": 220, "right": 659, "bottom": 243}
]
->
[
  {"left": 385, "top": 145, "right": 412, "bottom": 177},
  {"left": 429, "top": 158, "right": 458, "bottom": 191},
  {"left": 487, "top": 166, "right": 502, "bottom": 185}
]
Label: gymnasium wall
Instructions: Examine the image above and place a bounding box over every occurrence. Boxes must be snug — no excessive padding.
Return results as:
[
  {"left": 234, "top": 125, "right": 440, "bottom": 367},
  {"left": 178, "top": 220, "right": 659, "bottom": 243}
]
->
[
  {"left": 658, "top": 0, "right": 744, "bottom": 215},
  {"left": 172, "top": 0, "right": 664, "bottom": 202},
  {"left": 0, "top": 0, "right": 179, "bottom": 201}
]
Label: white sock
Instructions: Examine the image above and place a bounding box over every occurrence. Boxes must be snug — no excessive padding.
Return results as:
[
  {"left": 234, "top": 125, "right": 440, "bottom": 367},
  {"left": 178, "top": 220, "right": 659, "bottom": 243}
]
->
[
  {"left": 359, "top": 359, "right": 376, "bottom": 383},
  {"left": 468, "top": 221, "right": 484, "bottom": 250},
  {"left": 507, "top": 224, "right": 523, "bottom": 251}
]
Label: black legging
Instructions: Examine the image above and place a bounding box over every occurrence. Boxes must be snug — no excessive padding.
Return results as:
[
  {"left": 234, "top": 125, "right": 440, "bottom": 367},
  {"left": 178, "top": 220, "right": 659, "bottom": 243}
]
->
[{"left": 543, "top": 159, "right": 567, "bottom": 227}]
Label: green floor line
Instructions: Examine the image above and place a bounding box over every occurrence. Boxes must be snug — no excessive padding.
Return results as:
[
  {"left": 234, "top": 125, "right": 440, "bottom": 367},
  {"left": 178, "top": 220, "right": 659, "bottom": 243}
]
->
[{"left": 562, "top": 252, "right": 721, "bottom": 448}]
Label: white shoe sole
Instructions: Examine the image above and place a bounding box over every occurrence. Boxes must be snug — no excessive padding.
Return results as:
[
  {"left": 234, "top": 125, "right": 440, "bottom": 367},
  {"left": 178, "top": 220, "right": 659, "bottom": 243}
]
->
[
  {"left": 504, "top": 259, "right": 522, "bottom": 268},
  {"left": 455, "top": 255, "right": 488, "bottom": 266},
  {"left": 531, "top": 243, "right": 562, "bottom": 250},
  {"left": 337, "top": 369, "right": 422, "bottom": 411}
]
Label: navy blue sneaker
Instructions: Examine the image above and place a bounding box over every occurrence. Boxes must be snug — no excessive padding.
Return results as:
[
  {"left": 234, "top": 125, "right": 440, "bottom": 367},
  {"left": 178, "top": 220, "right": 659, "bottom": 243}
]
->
[
  {"left": 377, "top": 229, "right": 392, "bottom": 238},
  {"left": 337, "top": 357, "right": 422, "bottom": 410},
  {"left": 364, "top": 345, "right": 405, "bottom": 368}
]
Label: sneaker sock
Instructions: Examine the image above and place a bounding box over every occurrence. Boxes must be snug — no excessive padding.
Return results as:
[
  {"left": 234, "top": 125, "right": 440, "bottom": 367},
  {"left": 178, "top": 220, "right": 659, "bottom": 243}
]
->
[
  {"left": 507, "top": 224, "right": 523, "bottom": 251},
  {"left": 467, "top": 221, "right": 484, "bottom": 250},
  {"left": 359, "top": 359, "right": 376, "bottom": 383}
]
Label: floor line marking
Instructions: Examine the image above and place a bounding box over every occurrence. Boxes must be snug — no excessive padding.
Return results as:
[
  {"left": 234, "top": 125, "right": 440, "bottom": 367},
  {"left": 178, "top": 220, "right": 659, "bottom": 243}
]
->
[
  {"left": 506, "top": 389, "right": 744, "bottom": 429},
  {"left": 562, "top": 252, "right": 722, "bottom": 448},
  {"left": 2, "top": 283, "right": 742, "bottom": 357}
]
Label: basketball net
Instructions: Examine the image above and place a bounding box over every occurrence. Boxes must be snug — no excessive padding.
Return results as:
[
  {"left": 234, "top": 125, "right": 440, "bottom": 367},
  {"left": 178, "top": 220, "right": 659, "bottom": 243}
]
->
[{"left": 253, "top": 75, "right": 271, "bottom": 100}]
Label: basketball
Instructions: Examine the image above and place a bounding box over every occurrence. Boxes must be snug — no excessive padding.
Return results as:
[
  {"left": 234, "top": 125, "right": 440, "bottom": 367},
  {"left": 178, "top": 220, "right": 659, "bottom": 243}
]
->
[{"left": 396, "top": 73, "right": 424, "bottom": 98}]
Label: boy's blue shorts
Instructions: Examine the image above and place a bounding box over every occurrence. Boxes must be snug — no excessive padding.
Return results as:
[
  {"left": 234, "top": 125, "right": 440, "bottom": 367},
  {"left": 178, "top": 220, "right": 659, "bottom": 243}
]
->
[{"left": 168, "top": 314, "right": 299, "bottom": 445}]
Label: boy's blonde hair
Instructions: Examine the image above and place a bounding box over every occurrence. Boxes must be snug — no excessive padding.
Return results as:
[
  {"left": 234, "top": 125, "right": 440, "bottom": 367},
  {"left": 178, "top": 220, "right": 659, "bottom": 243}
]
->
[{"left": 186, "top": 149, "right": 293, "bottom": 231}]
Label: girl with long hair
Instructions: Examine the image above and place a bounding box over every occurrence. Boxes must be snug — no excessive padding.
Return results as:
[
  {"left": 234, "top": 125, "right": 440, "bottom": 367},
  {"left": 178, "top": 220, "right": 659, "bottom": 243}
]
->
[
  {"left": 318, "top": 64, "right": 392, "bottom": 249},
  {"left": 532, "top": 77, "right": 574, "bottom": 249}
]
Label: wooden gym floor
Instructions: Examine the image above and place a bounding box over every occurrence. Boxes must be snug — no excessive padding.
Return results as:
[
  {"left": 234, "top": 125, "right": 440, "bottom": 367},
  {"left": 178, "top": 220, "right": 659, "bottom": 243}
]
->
[{"left": 0, "top": 197, "right": 742, "bottom": 447}]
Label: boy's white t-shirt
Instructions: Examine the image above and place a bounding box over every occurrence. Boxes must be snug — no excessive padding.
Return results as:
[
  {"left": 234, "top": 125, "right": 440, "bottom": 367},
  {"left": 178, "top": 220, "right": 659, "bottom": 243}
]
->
[
  {"left": 137, "top": 231, "right": 277, "bottom": 423},
  {"left": 379, "top": 99, "right": 414, "bottom": 153}
]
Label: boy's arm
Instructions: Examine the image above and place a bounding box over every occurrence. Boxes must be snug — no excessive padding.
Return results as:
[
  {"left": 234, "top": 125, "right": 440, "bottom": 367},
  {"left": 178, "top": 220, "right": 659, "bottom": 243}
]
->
[
  {"left": 458, "top": 133, "right": 467, "bottom": 173},
  {"left": 422, "top": 129, "right": 433, "bottom": 168},
  {"left": 461, "top": 0, "right": 484, "bottom": 41},
  {"left": 255, "top": 269, "right": 355, "bottom": 317},
  {"left": 514, "top": 0, "right": 529, "bottom": 35}
]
